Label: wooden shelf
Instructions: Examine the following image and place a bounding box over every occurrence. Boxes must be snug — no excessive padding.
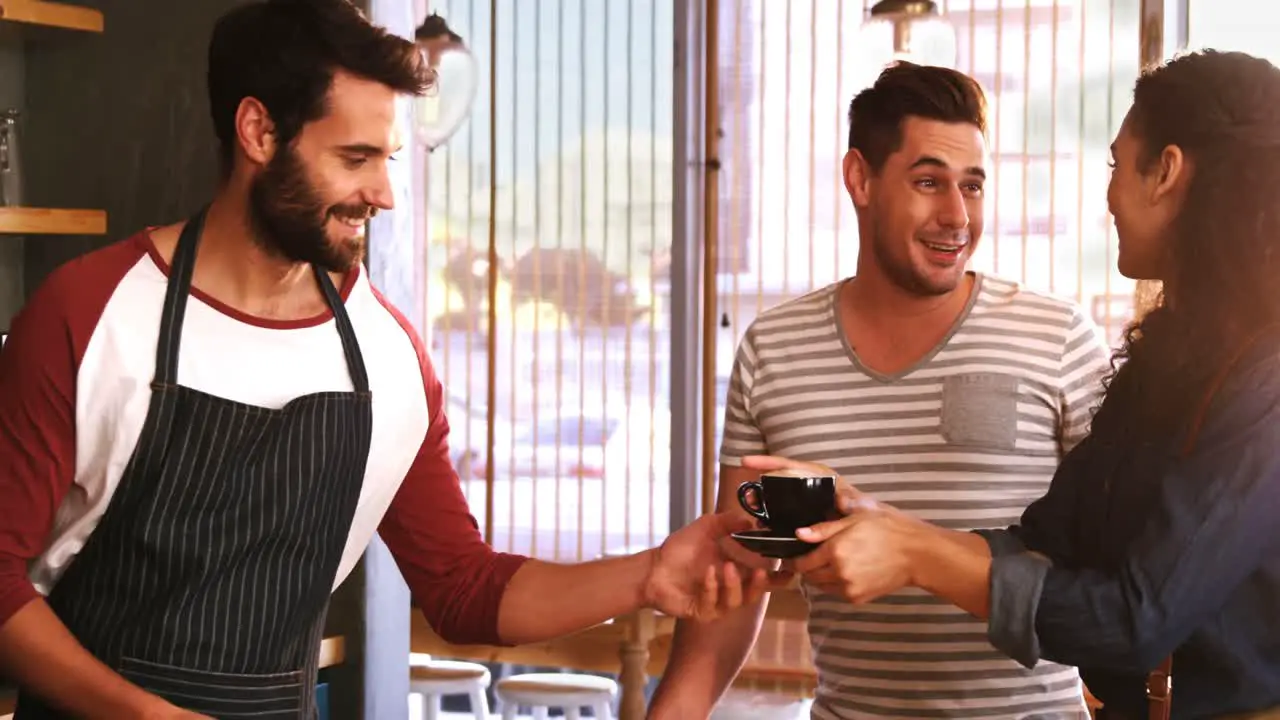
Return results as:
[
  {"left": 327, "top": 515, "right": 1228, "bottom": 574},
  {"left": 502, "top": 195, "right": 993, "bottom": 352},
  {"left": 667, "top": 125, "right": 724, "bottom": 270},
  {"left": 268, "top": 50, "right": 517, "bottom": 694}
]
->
[
  {"left": 0, "top": 0, "right": 102, "bottom": 33},
  {"left": 0, "top": 207, "right": 107, "bottom": 235}
]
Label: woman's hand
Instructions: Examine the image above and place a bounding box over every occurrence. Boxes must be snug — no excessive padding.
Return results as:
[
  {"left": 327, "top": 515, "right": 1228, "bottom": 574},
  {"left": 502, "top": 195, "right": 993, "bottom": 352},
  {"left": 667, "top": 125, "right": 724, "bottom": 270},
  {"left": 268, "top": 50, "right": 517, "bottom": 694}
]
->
[{"left": 784, "top": 504, "right": 927, "bottom": 603}]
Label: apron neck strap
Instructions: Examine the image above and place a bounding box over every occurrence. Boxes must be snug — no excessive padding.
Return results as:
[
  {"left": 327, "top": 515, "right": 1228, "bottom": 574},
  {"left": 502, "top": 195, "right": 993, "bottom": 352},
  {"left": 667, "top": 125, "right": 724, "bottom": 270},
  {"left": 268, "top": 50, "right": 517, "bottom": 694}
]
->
[
  {"left": 314, "top": 264, "right": 369, "bottom": 394},
  {"left": 152, "top": 208, "right": 205, "bottom": 388},
  {"left": 153, "top": 207, "right": 370, "bottom": 395}
]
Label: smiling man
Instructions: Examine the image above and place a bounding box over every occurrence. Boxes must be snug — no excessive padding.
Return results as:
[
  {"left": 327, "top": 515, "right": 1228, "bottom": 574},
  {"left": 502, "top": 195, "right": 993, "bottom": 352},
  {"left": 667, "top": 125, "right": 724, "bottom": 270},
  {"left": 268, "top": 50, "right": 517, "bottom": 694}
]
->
[
  {"left": 0, "top": 2, "right": 765, "bottom": 718},
  {"left": 649, "top": 62, "right": 1110, "bottom": 719}
]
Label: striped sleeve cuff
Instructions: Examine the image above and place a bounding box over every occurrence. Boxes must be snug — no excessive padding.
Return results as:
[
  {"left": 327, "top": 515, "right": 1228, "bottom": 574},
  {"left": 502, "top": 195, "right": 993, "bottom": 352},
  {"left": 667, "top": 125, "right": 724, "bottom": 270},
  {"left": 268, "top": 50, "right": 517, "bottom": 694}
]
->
[{"left": 987, "top": 551, "right": 1052, "bottom": 669}]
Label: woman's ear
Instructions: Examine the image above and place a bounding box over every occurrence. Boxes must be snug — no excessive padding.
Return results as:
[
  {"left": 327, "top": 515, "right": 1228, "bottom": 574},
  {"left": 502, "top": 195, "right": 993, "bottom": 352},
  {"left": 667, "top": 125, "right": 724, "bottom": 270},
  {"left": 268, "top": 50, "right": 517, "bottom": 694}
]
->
[{"left": 1147, "top": 143, "right": 1188, "bottom": 206}]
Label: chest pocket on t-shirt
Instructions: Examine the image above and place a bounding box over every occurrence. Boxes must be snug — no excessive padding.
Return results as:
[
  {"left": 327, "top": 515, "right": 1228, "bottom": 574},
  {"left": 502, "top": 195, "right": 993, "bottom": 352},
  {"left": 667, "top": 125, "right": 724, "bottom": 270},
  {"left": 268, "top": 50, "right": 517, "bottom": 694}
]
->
[{"left": 940, "top": 372, "right": 1020, "bottom": 451}]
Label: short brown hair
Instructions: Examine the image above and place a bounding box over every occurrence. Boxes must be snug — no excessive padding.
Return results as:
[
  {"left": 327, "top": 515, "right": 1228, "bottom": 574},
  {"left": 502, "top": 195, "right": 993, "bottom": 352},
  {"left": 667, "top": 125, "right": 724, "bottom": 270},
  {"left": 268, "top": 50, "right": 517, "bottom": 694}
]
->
[
  {"left": 847, "top": 62, "right": 987, "bottom": 172},
  {"left": 208, "top": 0, "right": 434, "bottom": 173}
]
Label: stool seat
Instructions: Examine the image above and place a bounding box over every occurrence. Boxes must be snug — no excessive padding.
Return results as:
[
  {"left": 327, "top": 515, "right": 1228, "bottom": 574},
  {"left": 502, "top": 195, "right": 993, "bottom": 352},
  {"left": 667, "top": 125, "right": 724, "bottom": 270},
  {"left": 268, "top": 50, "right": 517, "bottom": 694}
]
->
[
  {"left": 409, "top": 654, "right": 491, "bottom": 720},
  {"left": 711, "top": 689, "right": 810, "bottom": 720},
  {"left": 497, "top": 673, "right": 616, "bottom": 695},
  {"left": 411, "top": 659, "right": 491, "bottom": 682},
  {"left": 496, "top": 673, "right": 616, "bottom": 720}
]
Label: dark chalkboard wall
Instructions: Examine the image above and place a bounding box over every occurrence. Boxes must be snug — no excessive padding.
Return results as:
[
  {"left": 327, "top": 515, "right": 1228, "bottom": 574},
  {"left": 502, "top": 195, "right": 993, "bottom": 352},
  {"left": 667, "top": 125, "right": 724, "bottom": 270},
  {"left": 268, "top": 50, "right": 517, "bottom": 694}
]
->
[{"left": 22, "top": 0, "right": 229, "bottom": 293}]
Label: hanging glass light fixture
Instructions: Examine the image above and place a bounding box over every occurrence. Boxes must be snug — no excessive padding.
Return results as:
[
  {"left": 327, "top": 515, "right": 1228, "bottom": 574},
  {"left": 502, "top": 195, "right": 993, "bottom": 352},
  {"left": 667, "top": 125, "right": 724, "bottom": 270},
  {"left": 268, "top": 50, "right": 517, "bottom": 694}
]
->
[
  {"left": 857, "top": 0, "right": 958, "bottom": 71},
  {"left": 413, "top": 13, "right": 478, "bottom": 152}
]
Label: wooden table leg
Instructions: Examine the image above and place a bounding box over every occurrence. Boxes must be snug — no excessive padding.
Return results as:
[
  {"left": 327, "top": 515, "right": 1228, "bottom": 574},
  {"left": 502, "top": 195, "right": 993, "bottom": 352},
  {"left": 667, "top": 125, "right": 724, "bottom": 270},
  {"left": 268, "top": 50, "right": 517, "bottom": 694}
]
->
[{"left": 618, "top": 609, "right": 656, "bottom": 720}]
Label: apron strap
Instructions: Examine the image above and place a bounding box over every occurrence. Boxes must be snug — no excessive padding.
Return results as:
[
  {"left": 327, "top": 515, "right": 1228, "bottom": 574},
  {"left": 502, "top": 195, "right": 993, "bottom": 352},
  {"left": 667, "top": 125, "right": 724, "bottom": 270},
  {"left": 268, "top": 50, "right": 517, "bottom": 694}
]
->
[
  {"left": 152, "top": 207, "right": 206, "bottom": 388},
  {"left": 314, "top": 265, "right": 370, "bottom": 395}
]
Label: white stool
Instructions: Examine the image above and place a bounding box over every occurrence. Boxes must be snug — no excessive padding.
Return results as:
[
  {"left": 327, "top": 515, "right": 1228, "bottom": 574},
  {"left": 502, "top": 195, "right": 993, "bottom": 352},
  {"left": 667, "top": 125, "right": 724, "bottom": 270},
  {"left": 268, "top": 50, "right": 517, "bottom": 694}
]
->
[
  {"left": 409, "top": 653, "right": 491, "bottom": 720},
  {"left": 710, "top": 689, "right": 811, "bottom": 720},
  {"left": 496, "top": 673, "right": 617, "bottom": 720}
]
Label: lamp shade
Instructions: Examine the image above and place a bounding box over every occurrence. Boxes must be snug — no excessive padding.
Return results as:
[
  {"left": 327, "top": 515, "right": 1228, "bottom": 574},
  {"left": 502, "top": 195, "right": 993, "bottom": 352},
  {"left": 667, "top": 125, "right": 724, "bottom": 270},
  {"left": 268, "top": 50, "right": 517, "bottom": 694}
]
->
[
  {"left": 857, "top": 0, "right": 958, "bottom": 70},
  {"left": 413, "top": 15, "right": 478, "bottom": 152}
]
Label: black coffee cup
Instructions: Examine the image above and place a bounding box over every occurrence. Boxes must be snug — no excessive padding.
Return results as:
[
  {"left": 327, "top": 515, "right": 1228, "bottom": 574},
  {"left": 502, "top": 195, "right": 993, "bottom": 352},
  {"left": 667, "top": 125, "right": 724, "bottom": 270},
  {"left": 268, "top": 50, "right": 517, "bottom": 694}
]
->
[{"left": 737, "top": 468, "right": 837, "bottom": 535}]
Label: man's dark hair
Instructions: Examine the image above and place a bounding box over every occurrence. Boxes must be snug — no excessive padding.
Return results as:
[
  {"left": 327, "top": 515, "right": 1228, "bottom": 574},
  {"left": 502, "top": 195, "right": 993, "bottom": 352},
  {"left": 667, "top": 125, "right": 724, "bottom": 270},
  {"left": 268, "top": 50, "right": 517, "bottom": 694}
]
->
[
  {"left": 207, "top": 0, "right": 433, "bottom": 173},
  {"left": 847, "top": 62, "right": 988, "bottom": 172}
]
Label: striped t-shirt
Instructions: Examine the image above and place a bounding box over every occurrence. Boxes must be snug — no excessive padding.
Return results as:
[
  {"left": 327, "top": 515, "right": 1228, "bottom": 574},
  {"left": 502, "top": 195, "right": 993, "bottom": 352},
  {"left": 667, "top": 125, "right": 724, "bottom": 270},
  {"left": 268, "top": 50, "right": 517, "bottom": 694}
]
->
[{"left": 720, "top": 273, "right": 1111, "bottom": 719}]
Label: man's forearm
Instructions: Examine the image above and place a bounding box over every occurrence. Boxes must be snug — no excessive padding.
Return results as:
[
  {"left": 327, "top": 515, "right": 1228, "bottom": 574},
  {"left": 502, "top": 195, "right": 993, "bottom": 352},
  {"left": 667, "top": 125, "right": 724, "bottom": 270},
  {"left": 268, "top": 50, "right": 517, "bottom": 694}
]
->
[
  {"left": 0, "top": 599, "right": 176, "bottom": 718},
  {"left": 647, "top": 596, "right": 769, "bottom": 718},
  {"left": 496, "top": 552, "right": 654, "bottom": 645}
]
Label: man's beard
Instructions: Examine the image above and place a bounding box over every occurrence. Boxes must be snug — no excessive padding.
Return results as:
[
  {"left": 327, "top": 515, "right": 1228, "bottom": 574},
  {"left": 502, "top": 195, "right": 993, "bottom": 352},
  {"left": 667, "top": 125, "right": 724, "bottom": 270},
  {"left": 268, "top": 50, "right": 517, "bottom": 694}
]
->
[{"left": 248, "top": 146, "right": 374, "bottom": 273}]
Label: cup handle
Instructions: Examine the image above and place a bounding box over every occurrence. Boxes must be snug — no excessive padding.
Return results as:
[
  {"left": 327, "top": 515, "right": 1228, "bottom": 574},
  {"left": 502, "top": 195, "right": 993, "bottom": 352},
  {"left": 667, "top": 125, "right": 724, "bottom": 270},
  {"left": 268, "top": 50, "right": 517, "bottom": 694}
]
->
[{"left": 737, "top": 481, "right": 768, "bottom": 522}]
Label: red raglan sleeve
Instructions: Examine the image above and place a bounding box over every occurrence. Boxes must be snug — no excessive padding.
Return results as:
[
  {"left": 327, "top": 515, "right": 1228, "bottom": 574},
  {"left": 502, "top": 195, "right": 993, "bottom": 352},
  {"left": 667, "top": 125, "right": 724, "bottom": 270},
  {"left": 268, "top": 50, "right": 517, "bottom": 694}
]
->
[
  {"left": 0, "top": 266, "right": 83, "bottom": 627},
  {"left": 375, "top": 302, "right": 529, "bottom": 647},
  {"left": 0, "top": 235, "right": 148, "bottom": 630}
]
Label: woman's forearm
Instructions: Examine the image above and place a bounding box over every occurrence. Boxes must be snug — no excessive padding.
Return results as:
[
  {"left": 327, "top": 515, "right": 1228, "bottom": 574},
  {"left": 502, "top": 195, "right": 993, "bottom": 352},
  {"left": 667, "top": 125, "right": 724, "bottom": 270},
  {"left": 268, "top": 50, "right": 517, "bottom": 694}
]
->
[{"left": 908, "top": 524, "right": 994, "bottom": 619}]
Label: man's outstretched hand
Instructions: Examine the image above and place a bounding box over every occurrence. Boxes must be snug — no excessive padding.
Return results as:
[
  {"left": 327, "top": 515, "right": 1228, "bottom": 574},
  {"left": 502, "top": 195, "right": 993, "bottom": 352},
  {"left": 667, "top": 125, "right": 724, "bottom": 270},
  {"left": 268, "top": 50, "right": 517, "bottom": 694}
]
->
[{"left": 641, "top": 512, "right": 775, "bottom": 621}]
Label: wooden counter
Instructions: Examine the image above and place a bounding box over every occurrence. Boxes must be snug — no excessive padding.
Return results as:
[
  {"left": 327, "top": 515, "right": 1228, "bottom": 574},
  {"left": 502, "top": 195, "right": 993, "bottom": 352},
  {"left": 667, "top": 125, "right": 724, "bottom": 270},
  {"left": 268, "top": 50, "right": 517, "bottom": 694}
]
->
[
  {"left": 409, "top": 588, "right": 1111, "bottom": 718},
  {"left": 412, "top": 609, "right": 669, "bottom": 720},
  {"left": 411, "top": 587, "right": 811, "bottom": 720},
  {"left": 318, "top": 635, "right": 345, "bottom": 669}
]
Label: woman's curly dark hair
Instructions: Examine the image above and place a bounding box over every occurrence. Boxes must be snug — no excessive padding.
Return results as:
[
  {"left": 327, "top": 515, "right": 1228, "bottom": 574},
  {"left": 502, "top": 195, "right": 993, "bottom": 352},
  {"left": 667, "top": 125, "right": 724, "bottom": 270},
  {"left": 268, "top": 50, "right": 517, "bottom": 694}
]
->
[{"left": 1096, "top": 50, "right": 1280, "bottom": 439}]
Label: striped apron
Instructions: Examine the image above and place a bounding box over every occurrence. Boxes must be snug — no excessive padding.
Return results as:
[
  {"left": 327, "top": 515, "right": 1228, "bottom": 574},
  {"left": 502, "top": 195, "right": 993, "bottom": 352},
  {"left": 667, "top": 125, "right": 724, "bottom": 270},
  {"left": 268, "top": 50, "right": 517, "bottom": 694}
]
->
[{"left": 16, "top": 207, "right": 373, "bottom": 719}]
